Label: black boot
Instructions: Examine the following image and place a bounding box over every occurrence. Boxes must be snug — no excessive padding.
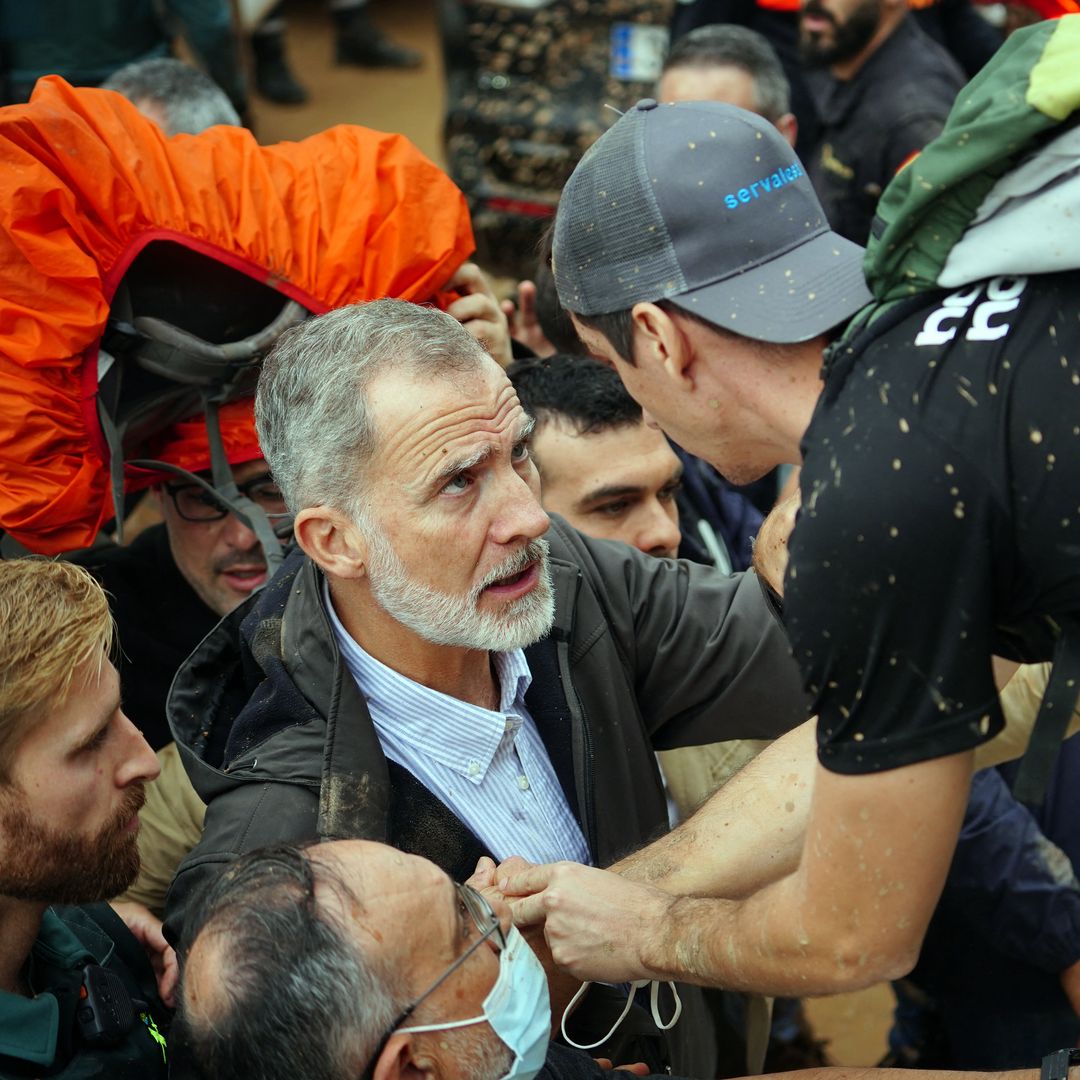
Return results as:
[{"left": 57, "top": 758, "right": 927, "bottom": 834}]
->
[
  {"left": 252, "top": 31, "right": 310, "bottom": 105},
  {"left": 333, "top": 5, "right": 422, "bottom": 68}
]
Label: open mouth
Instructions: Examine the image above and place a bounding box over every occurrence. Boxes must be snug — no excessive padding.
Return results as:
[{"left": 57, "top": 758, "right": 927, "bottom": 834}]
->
[
  {"left": 221, "top": 566, "right": 269, "bottom": 592},
  {"left": 483, "top": 561, "right": 539, "bottom": 597}
]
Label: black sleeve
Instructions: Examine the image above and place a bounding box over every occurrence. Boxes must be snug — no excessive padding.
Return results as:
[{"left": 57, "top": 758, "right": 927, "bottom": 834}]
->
[
  {"left": 785, "top": 404, "right": 1005, "bottom": 773},
  {"left": 880, "top": 112, "right": 951, "bottom": 182},
  {"left": 163, "top": 780, "right": 319, "bottom": 948},
  {"left": 549, "top": 519, "right": 810, "bottom": 747}
]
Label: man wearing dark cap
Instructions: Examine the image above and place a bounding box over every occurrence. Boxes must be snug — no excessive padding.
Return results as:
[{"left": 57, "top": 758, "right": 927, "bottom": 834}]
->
[{"left": 503, "top": 22, "right": 1080, "bottom": 1025}]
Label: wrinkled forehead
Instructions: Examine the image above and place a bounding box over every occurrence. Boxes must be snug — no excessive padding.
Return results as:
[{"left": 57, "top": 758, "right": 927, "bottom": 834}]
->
[
  {"left": 311, "top": 840, "right": 451, "bottom": 920},
  {"left": 365, "top": 361, "right": 527, "bottom": 484}
]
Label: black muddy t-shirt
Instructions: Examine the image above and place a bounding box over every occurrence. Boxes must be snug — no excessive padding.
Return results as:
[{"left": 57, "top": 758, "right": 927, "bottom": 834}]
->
[{"left": 785, "top": 270, "right": 1080, "bottom": 774}]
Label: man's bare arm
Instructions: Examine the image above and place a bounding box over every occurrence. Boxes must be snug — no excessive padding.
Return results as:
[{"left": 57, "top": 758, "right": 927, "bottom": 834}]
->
[
  {"left": 508, "top": 749, "right": 973, "bottom": 995},
  {"left": 756, "top": 1070, "right": 1039, "bottom": 1080},
  {"left": 613, "top": 717, "right": 816, "bottom": 898}
]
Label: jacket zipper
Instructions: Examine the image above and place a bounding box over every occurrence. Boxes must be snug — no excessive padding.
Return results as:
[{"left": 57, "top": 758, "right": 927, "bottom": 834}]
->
[{"left": 558, "top": 633, "right": 597, "bottom": 854}]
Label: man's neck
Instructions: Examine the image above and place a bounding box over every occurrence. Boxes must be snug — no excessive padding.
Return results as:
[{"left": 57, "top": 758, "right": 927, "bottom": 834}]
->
[
  {"left": 730, "top": 337, "right": 827, "bottom": 469},
  {"left": 0, "top": 898, "right": 47, "bottom": 998},
  {"left": 830, "top": 8, "right": 907, "bottom": 81},
  {"left": 327, "top": 578, "right": 501, "bottom": 710}
]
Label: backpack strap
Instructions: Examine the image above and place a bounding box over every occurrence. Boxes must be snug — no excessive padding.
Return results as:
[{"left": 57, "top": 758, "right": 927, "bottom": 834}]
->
[
  {"left": 127, "top": 453, "right": 290, "bottom": 575},
  {"left": 1012, "top": 618, "right": 1080, "bottom": 807},
  {"left": 99, "top": 297, "right": 307, "bottom": 567},
  {"left": 98, "top": 397, "right": 130, "bottom": 545}
]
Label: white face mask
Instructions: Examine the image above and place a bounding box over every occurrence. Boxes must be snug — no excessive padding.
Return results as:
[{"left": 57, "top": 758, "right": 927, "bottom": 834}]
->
[
  {"left": 399, "top": 925, "right": 551, "bottom": 1080},
  {"left": 559, "top": 979, "right": 683, "bottom": 1051}
]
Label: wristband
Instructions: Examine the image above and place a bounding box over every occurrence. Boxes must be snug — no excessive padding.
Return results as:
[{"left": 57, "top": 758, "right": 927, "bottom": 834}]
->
[{"left": 1040, "top": 1048, "right": 1080, "bottom": 1080}]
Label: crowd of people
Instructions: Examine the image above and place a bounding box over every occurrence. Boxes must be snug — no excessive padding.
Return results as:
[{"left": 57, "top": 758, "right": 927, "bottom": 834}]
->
[{"left": 2, "top": 2, "right": 1080, "bottom": 1080}]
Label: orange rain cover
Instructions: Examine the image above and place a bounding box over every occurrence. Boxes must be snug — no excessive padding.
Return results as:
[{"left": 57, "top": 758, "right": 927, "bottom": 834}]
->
[{"left": 0, "top": 77, "right": 474, "bottom": 553}]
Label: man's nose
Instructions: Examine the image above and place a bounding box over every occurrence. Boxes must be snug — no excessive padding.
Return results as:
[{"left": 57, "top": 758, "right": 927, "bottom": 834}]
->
[
  {"left": 639, "top": 501, "right": 682, "bottom": 558},
  {"left": 115, "top": 710, "right": 161, "bottom": 788},
  {"left": 492, "top": 474, "right": 550, "bottom": 547},
  {"left": 221, "top": 510, "right": 260, "bottom": 550}
]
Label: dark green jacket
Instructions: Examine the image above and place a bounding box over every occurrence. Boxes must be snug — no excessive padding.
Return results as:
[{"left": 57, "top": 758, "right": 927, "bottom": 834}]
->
[
  {"left": 859, "top": 15, "right": 1080, "bottom": 310},
  {"left": 0, "top": 905, "right": 167, "bottom": 1078}
]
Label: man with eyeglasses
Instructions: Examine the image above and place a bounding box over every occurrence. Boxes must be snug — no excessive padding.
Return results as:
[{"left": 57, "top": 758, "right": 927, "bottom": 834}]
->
[
  {"left": 71, "top": 397, "right": 282, "bottom": 752},
  {"left": 174, "top": 841, "right": 1080, "bottom": 1080},
  {"left": 174, "top": 840, "right": 603, "bottom": 1080}
]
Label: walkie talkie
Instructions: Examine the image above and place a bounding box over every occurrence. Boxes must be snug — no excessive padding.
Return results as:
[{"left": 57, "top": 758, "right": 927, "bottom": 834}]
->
[{"left": 75, "top": 963, "right": 137, "bottom": 1046}]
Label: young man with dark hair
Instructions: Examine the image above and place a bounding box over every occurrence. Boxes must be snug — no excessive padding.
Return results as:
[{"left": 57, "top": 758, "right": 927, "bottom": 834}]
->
[
  {"left": 508, "top": 354, "right": 682, "bottom": 559},
  {"left": 508, "top": 353, "right": 761, "bottom": 569}
]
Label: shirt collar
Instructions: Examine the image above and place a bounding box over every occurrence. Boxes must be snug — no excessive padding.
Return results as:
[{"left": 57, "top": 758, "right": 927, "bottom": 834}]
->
[
  {"left": 323, "top": 581, "right": 533, "bottom": 782},
  {"left": 0, "top": 909, "right": 103, "bottom": 1067}
]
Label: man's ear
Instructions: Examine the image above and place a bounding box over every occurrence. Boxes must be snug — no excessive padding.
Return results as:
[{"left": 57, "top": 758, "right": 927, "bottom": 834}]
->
[
  {"left": 776, "top": 112, "right": 798, "bottom": 149},
  {"left": 630, "top": 302, "right": 695, "bottom": 391},
  {"left": 371, "top": 1034, "right": 434, "bottom": 1080},
  {"left": 293, "top": 506, "right": 368, "bottom": 580}
]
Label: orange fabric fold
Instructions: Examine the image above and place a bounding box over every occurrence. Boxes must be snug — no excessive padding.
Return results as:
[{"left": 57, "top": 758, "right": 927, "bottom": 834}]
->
[{"left": 0, "top": 77, "right": 474, "bottom": 552}]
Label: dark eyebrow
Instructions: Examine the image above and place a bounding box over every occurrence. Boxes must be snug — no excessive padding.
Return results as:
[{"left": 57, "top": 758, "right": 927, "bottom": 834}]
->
[
  {"left": 429, "top": 416, "right": 536, "bottom": 491},
  {"left": 577, "top": 460, "right": 684, "bottom": 511},
  {"left": 577, "top": 484, "right": 645, "bottom": 510}
]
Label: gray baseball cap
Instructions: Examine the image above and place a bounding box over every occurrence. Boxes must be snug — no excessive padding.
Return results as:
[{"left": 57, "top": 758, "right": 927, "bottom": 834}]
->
[{"left": 553, "top": 99, "right": 872, "bottom": 344}]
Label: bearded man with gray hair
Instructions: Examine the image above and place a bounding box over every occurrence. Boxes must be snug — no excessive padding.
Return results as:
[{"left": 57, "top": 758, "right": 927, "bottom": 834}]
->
[{"left": 162, "top": 298, "right": 808, "bottom": 1076}]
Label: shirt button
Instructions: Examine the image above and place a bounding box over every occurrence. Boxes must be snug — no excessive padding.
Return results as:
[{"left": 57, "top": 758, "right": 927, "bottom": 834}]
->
[
  {"left": 517, "top": 775, "right": 530, "bottom": 791},
  {"left": 467, "top": 760, "right": 481, "bottom": 777},
  {"left": 504, "top": 718, "right": 515, "bottom": 733}
]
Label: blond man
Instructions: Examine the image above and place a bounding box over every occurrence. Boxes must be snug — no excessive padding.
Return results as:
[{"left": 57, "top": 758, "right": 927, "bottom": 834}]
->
[{"left": 0, "top": 559, "right": 169, "bottom": 1078}]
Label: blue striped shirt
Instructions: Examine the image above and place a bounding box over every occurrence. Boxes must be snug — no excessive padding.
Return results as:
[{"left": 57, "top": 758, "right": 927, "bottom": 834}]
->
[{"left": 324, "top": 584, "right": 591, "bottom": 866}]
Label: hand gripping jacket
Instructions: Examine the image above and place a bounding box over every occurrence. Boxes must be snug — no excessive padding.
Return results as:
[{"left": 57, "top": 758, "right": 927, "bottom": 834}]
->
[{"left": 0, "top": 76, "right": 474, "bottom": 557}]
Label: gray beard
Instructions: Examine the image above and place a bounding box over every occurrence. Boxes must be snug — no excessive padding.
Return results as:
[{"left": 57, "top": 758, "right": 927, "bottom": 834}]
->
[
  {"left": 447, "top": 1025, "right": 516, "bottom": 1080},
  {"left": 365, "top": 530, "right": 556, "bottom": 652}
]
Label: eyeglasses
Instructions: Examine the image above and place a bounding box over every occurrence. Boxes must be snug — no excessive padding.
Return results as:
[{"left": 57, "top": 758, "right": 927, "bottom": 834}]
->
[
  {"left": 361, "top": 884, "right": 504, "bottom": 1077},
  {"left": 163, "top": 475, "right": 289, "bottom": 523}
]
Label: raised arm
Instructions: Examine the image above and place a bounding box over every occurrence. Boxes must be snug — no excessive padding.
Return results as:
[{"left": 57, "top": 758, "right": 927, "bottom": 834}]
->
[
  {"left": 508, "top": 748, "right": 973, "bottom": 994},
  {"left": 614, "top": 716, "right": 816, "bottom": 898}
]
